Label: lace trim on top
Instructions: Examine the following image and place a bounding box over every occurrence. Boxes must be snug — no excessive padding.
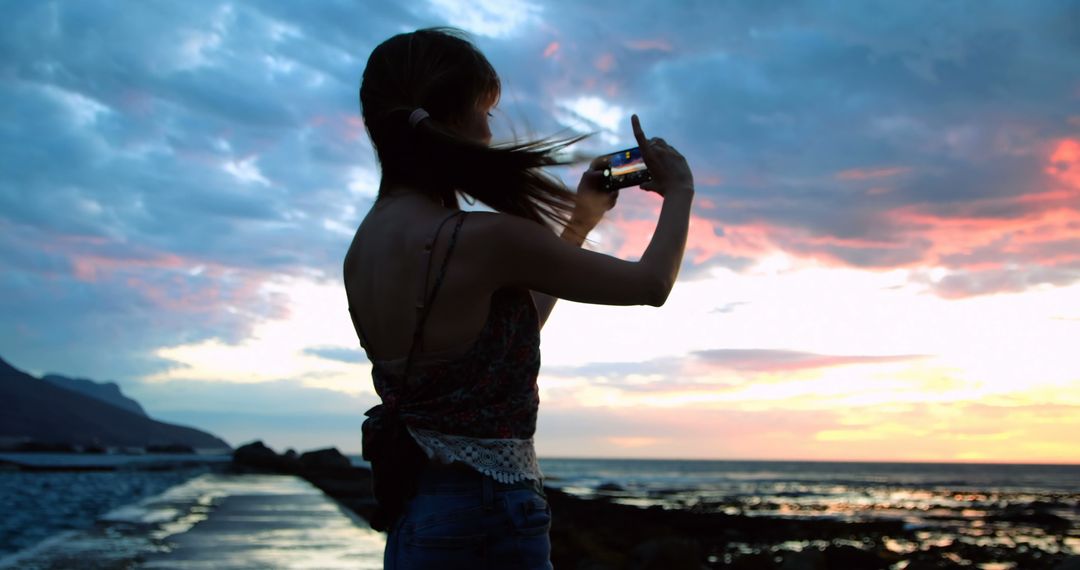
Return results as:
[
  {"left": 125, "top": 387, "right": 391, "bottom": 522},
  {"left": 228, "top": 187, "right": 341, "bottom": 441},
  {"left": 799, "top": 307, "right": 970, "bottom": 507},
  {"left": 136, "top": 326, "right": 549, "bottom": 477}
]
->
[{"left": 407, "top": 425, "right": 543, "bottom": 484}]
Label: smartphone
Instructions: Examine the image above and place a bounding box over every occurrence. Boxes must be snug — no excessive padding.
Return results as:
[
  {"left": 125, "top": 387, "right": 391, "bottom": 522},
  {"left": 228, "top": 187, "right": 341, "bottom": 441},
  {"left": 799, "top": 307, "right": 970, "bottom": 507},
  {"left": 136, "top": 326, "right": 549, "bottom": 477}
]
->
[{"left": 601, "top": 146, "right": 652, "bottom": 192}]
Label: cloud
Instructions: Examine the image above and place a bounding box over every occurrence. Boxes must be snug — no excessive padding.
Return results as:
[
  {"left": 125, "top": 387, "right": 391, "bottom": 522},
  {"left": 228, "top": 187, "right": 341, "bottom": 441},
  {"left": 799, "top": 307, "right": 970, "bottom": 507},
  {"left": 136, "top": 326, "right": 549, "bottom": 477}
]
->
[
  {"left": 537, "top": 394, "right": 1080, "bottom": 463},
  {"left": 835, "top": 166, "right": 911, "bottom": 181},
  {"left": 691, "top": 349, "right": 927, "bottom": 373},
  {"left": 541, "top": 348, "right": 930, "bottom": 400},
  {"left": 710, "top": 301, "right": 749, "bottom": 314},
  {"left": 132, "top": 375, "right": 380, "bottom": 454},
  {"left": 304, "top": 346, "right": 367, "bottom": 364},
  {"left": 424, "top": 0, "right": 542, "bottom": 39},
  {"left": 553, "top": 95, "right": 625, "bottom": 145},
  {"left": 3, "top": 1, "right": 1079, "bottom": 461}
]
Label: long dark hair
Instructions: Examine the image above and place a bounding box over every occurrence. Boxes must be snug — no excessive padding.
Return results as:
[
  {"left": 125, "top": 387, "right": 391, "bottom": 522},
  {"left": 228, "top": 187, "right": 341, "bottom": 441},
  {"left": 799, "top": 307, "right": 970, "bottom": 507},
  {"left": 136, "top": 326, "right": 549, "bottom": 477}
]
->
[{"left": 360, "top": 27, "right": 585, "bottom": 229}]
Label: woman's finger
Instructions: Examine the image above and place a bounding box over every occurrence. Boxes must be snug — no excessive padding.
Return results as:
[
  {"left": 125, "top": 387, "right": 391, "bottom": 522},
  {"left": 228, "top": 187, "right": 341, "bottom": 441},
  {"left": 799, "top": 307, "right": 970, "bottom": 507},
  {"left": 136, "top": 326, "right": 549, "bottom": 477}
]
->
[{"left": 632, "top": 114, "right": 647, "bottom": 148}]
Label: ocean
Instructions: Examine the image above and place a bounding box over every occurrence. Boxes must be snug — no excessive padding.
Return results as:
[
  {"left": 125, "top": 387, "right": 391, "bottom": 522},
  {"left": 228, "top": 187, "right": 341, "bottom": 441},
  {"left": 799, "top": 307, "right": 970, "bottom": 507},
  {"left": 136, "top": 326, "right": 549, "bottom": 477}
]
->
[{"left": 1, "top": 454, "right": 1077, "bottom": 568}]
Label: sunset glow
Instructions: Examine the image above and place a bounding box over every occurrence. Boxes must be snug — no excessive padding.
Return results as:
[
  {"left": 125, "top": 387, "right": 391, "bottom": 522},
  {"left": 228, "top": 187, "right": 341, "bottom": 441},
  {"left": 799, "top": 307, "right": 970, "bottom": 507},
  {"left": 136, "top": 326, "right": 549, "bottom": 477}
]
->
[{"left": 2, "top": 1, "right": 1077, "bottom": 462}]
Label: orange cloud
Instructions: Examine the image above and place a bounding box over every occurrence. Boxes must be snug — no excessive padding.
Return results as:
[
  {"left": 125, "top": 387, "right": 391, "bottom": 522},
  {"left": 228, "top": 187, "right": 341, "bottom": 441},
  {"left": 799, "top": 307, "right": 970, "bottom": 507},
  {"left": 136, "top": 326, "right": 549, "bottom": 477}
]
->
[
  {"left": 1045, "top": 138, "right": 1080, "bottom": 189},
  {"left": 542, "top": 41, "right": 559, "bottom": 58},
  {"left": 887, "top": 203, "right": 1080, "bottom": 270},
  {"left": 807, "top": 402, "right": 1080, "bottom": 463},
  {"left": 539, "top": 401, "right": 1080, "bottom": 463}
]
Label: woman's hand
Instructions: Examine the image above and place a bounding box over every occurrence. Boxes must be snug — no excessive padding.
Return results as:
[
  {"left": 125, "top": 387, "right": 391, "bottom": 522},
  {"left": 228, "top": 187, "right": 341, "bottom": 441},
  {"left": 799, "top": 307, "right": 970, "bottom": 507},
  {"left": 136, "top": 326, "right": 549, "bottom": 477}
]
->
[
  {"left": 632, "top": 114, "right": 694, "bottom": 197},
  {"left": 568, "top": 155, "right": 618, "bottom": 235}
]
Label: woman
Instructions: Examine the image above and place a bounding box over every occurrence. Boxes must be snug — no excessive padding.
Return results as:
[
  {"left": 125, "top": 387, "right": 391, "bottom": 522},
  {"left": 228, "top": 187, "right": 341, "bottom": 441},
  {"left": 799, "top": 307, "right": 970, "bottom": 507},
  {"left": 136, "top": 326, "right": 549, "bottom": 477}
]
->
[{"left": 344, "top": 27, "right": 694, "bottom": 569}]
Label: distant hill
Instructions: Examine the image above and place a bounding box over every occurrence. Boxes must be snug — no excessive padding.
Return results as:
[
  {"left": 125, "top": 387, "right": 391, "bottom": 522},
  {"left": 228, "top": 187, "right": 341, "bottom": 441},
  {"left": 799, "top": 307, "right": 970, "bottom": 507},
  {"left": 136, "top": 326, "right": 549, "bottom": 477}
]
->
[
  {"left": 42, "top": 374, "right": 149, "bottom": 417},
  {"left": 0, "top": 356, "right": 231, "bottom": 451}
]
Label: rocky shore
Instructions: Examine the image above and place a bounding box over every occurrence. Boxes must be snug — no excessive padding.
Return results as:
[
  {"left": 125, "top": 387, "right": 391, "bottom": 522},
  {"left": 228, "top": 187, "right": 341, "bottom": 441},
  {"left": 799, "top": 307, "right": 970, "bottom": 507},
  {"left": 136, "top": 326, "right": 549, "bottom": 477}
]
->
[{"left": 230, "top": 442, "right": 1080, "bottom": 570}]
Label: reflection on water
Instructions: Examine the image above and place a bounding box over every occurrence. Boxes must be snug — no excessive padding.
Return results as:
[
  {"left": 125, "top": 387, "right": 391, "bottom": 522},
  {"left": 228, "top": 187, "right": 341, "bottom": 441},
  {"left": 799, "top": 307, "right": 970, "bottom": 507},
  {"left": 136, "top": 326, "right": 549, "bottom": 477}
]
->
[{"left": 537, "top": 458, "right": 1080, "bottom": 567}]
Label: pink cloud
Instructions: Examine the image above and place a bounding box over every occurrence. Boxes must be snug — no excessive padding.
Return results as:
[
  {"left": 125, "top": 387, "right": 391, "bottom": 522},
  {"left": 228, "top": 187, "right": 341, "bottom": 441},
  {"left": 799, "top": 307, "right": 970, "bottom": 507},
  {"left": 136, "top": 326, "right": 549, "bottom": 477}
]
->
[
  {"left": 835, "top": 166, "right": 911, "bottom": 180},
  {"left": 599, "top": 134, "right": 1080, "bottom": 297},
  {"left": 692, "top": 349, "right": 926, "bottom": 373},
  {"left": 308, "top": 113, "right": 365, "bottom": 143},
  {"left": 118, "top": 88, "right": 155, "bottom": 117},
  {"left": 35, "top": 230, "right": 286, "bottom": 322},
  {"left": 609, "top": 208, "right": 775, "bottom": 265},
  {"left": 539, "top": 405, "right": 846, "bottom": 460},
  {"left": 542, "top": 41, "right": 560, "bottom": 58},
  {"left": 624, "top": 39, "right": 674, "bottom": 53},
  {"left": 594, "top": 53, "right": 615, "bottom": 73},
  {"left": 70, "top": 251, "right": 186, "bottom": 283}
]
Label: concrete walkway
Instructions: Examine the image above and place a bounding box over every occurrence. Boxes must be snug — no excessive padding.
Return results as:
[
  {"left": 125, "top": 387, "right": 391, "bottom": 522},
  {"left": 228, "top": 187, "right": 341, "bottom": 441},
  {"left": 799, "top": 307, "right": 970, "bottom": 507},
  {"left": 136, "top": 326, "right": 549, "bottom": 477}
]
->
[{"left": 138, "top": 473, "right": 385, "bottom": 569}]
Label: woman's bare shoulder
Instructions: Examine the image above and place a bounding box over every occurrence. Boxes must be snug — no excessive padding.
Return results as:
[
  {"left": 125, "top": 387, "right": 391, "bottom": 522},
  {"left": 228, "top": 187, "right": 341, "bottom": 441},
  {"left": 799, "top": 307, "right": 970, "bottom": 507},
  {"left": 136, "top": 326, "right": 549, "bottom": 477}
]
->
[{"left": 463, "top": 210, "right": 554, "bottom": 243}]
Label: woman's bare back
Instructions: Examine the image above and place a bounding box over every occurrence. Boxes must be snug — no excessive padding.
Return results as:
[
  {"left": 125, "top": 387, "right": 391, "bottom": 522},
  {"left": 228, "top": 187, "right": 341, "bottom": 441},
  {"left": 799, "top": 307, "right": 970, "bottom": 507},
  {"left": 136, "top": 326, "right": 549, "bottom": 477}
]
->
[{"left": 343, "top": 196, "right": 510, "bottom": 363}]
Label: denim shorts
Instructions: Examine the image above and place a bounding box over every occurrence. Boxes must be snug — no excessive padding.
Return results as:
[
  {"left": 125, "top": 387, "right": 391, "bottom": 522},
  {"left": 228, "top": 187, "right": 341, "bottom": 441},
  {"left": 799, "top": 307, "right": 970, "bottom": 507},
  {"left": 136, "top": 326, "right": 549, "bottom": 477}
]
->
[{"left": 383, "top": 464, "right": 553, "bottom": 569}]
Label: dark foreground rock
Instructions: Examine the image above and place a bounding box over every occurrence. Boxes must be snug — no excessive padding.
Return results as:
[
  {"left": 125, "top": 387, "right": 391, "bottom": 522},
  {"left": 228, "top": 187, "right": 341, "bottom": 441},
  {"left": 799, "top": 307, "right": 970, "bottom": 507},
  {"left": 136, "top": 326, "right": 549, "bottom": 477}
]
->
[
  {"left": 230, "top": 446, "right": 1079, "bottom": 569},
  {"left": 541, "top": 486, "right": 906, "bottom": 570}
]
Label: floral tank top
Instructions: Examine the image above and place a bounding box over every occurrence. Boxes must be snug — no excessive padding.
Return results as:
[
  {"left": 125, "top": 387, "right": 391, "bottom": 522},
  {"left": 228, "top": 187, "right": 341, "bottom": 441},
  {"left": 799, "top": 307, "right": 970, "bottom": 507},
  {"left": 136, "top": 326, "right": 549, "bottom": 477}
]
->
[{"left": 347, "top": 210, "right": 543, "bottom": 530}]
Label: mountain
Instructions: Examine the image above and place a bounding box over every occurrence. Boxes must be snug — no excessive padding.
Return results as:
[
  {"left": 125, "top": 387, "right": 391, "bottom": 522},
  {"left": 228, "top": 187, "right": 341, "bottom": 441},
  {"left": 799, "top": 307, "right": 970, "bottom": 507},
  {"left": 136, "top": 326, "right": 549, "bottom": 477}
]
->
[
  {"left": 0, "top": 356, "right": 231, "bottom": 451},
  {"left": 42, "top": 374, "right": 149, "bottom": 417}
]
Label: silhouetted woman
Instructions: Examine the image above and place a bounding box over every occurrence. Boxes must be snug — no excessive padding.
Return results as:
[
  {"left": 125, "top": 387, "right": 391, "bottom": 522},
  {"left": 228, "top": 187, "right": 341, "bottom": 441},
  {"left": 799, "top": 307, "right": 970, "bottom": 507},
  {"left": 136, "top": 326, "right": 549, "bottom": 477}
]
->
[{"left": 343, "top": 27, "right": 694, "bottom": 569}]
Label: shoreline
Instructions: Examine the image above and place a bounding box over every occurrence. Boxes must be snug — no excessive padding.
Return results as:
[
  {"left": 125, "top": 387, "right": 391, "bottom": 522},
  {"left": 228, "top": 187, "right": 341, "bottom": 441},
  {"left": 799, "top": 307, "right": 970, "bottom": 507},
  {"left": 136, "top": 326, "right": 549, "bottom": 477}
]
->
[
  {"left": 229, "top": 441, "right": 1080, "bottom": 570},
  {"left": 4, "top": 447, "right": 1077, "bottom": 568}
]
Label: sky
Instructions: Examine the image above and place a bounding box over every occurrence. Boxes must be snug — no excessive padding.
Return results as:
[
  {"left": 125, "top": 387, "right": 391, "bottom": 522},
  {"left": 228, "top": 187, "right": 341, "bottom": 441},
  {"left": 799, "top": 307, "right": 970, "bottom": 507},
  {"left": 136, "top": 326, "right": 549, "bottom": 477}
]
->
[{"left": 2, "top": 1, "right": 1078, "bottom": 462}]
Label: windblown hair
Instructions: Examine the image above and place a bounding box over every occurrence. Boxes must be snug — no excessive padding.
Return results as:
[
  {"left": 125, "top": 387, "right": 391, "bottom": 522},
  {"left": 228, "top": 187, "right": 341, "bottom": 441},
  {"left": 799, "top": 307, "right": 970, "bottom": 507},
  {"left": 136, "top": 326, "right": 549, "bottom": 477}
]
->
[{"left": 360, "top": 27, "right": 585, "bottom": 229}]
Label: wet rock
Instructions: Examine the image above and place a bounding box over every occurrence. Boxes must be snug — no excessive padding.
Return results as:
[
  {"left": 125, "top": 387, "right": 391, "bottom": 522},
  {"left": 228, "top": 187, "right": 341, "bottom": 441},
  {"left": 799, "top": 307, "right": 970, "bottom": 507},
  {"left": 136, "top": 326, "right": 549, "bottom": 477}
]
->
[
  {"left": 0, "top": 459, "right": 22, "bottom": 471},
  {"left": 821, "top": 544, "right": 891, "bottom": 569},
  {"left": 146, "top": 443, "right": 195, "bottom": 453},
  {"left": 779, "top": 548, "right": 825, "bottom": 570},
  {"left": 903, "top": 552, "right": 968, "bottom": 570},
  {"left": 1054, "top": 556, "right": 1080, "bottom": 570},
  {"left": 232, "top": 440, "right": 296, "bottom": 472},
  {"left": 15, "top": 440, "right": 77, "bottom": 452},
  {"left": 986, "top": 510, "right": 1071, "bottom": 530},
  {"left": 628, "top": 536, "right": 703, "bottom": 570},
  {"left": 729, "top": 552, "right": 779, "bottom": 569},
  {"left": 298, "top": 447, "right": 352, "bottom": 471}
]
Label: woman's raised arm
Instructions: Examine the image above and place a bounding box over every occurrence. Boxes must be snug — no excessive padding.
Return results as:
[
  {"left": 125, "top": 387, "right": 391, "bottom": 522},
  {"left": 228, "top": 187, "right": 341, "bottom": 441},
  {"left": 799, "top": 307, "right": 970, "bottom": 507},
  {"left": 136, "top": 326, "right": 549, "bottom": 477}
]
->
[{"left": 483, "top": 115, "right": 695, "bottom": 307}]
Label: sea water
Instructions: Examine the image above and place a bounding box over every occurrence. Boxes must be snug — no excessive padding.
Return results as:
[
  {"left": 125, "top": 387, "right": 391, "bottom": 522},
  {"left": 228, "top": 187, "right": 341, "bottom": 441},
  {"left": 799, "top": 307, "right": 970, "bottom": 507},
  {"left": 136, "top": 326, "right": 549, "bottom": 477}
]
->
[
  {"left": 4, "top": 455, "right": 1077, "bottom": 567},
  {"left": 532, "top": 458, "right": 1080, "bottom": 559}
]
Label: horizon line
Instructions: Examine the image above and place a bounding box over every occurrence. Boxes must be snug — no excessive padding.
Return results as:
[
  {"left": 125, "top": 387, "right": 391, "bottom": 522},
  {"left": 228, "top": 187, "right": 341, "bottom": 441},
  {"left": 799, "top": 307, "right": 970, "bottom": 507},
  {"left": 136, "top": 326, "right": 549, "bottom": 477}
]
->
[{"left": 334, "top": 452, "right": 1080, "bottom": 467}]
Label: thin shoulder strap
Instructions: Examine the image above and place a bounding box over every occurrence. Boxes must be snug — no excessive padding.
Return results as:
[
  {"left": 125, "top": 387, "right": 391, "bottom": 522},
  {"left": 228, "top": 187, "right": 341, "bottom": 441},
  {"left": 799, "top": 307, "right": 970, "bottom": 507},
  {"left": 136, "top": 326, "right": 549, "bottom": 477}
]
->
[{"left": 404, "top": 210, "right": 468, "bottom": 377}]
